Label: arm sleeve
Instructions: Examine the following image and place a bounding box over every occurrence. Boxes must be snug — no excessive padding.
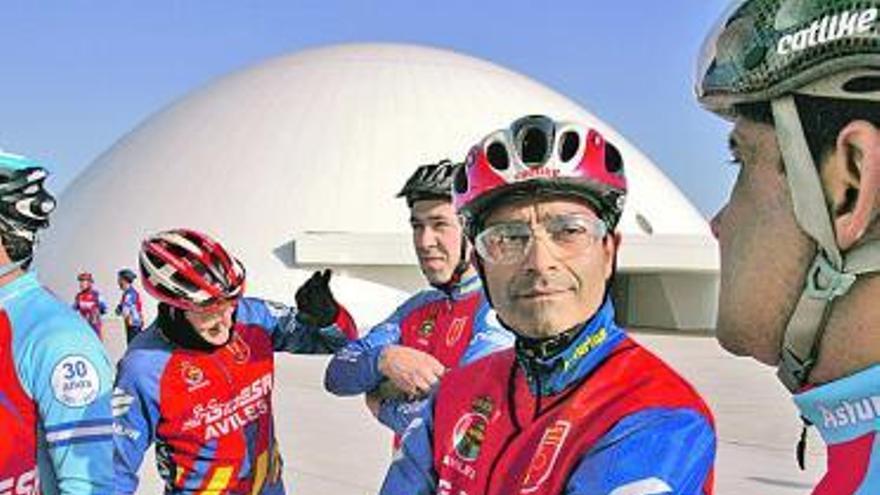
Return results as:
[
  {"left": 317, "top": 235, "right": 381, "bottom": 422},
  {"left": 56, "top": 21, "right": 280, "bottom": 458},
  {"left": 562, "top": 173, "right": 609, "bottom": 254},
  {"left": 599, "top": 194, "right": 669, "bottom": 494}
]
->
[
  {"left": 378, "top": 395, "right": 438, "bottom": 495},
  {"left": 566, "top": 408, "right": 716, "bottom": 495},
  {"left": 323, "top": 298, "right": 418, "bottom": 396},
  {"left": 112, "top": 351, "right": 162, "bottom": 495},
  {"left": 377, "top": 397, "right": 430, "bottom": 435},
  {"left": 236, "top": 297, "right": 349, "bottom": 355},
  {"left": 23, "top": 316, "right": 115, "bottom": 495},
  {"left": 458, "top": 302, "right": 514, "bottom": 366}
]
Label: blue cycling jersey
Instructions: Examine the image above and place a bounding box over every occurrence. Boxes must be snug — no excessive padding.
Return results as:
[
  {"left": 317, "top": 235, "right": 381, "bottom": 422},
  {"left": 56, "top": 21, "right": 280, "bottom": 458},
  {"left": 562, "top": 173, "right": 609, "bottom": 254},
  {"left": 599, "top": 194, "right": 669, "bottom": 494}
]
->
[
  {"left": 0, "top": 271, "right": 114, "bottom": 494},
  {"left": 794, "top": 365, "right": 880, "bottom": 494},
  {"left": 324, "top": 274, "right": 513, "bottom": 434}
]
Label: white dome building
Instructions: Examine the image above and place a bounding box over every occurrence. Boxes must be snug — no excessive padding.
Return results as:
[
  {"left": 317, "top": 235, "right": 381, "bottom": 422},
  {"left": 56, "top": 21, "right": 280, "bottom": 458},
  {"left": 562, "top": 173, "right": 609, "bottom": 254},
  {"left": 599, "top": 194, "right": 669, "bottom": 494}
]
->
[
  {"left": 39, "top": 42, "right": 717, "bottom": 330},
  {"left": 35, "top": 43, "right": 718, "bottom": 493}
]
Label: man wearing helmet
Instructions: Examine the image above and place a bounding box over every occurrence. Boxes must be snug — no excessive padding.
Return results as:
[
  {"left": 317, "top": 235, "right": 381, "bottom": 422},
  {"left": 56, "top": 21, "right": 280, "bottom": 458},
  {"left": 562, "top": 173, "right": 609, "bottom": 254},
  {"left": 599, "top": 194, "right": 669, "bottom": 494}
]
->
[
  {"left": 696, "top": 1, "right": 880, "bottom": 493},
  {"left": 380, "top": 116, "right": 716, "bottom": 495},
  {"left": 0, "top": 150, "right": 114, "bottom": 493},
  {"left": 324, "top": 160, "right": 513, "bottom": 439},
  {"left": 115, "top": 268, "right": 144, "bottom": 344},
  {"left": 113, "top": 228, "right": 357, "bottom": 494},
  {"left": 73, "top": 271, "right": 108, "bottom": 339}
]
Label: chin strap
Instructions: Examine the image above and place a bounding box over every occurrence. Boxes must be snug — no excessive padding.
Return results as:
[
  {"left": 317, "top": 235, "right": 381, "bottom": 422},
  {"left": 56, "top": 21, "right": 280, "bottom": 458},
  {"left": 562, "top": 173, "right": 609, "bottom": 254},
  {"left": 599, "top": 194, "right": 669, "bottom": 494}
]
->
[
  {"left": 0, "top": 258, "right": 27, "bottom": 280},
  {"left": 771, "top": 97, "right": 880, "bottom": 392}
]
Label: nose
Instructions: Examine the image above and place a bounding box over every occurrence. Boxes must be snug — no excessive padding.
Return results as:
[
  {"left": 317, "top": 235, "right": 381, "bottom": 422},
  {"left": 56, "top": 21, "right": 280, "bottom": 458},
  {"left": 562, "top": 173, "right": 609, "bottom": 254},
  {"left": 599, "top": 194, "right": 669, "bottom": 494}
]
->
[
  {"left": 414, "top": 227, "right": 436, "bottom": 252},
  {"left": 521, "top": 231, "right": 561, "bottom": 273},
  {"left": 710, "top": 205, "right": 726, "bottom": 240}
]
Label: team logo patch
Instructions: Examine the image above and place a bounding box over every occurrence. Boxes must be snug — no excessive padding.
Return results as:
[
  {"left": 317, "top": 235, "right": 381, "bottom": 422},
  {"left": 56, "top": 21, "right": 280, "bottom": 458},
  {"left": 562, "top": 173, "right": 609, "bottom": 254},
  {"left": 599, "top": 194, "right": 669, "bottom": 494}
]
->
[
  {"left": 445, "top": 317, "right": 468, "bottom": 347},
  {"left": 520, "top": 420, "right": 571, "bottom": 493},
  {"left": 452, "top": 396, "right": 494, "bottom": 461},
  {"left": 180, "top": 361, "right": 208, "bottom": 391},
  {"left": 418, "top": 317, "right": 435, "bottom": 337},
  {"left": 51, "top": 355, "right": 101, "bottom": 407},
  {"left": 227, "top": 332, "right": 251, "bottom": 363}
]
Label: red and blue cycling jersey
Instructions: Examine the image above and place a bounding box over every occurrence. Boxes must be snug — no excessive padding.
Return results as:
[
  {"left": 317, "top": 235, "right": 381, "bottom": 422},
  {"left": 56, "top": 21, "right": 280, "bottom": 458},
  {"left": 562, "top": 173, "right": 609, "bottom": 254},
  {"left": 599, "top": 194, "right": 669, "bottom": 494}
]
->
[
  {"left": 324, "top": 274, "right": 514, "bottom": 434},
  {"left": 115, "top": 287, "right": 143, "bottom": 330},
  {"left": 380, "top": 298, "right": 717, "bottom": 495},
  {"left": 72, "top": 289, "right": 107, "bottom": 337},
  {"left": 0, "top": 272, "right": 114, "bottom": 494},
  {"left": 112, "top": 297, "right": 354, "bottom": 495},
  {"left": 794, "top": 364, "right": 880, "bottom": 495}
]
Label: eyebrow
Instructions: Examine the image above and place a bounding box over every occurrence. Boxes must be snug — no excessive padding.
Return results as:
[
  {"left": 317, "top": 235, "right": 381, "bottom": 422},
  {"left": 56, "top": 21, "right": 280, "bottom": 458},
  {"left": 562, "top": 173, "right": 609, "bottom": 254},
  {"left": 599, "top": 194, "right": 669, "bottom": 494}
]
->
[{"left": 410, "top": 214, "right": 451, "bottom": 223}]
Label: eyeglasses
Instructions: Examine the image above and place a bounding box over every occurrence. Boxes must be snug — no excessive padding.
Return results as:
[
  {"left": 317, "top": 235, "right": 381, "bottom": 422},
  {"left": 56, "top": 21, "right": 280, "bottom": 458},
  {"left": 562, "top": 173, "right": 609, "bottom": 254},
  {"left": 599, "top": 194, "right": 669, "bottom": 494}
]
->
[{"left": 474, "top": 214, "right": 608, "bottom": 265}]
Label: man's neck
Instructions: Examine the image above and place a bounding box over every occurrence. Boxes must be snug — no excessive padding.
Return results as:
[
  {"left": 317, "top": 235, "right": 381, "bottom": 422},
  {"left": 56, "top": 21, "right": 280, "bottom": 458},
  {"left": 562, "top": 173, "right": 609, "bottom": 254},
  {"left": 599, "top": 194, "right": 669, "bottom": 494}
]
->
[
  {"left": 810, "top": 275, "right": 880, "bottom": 384},
  {"left": 460, "top": 265, "right": 478, "bottom": 281}
]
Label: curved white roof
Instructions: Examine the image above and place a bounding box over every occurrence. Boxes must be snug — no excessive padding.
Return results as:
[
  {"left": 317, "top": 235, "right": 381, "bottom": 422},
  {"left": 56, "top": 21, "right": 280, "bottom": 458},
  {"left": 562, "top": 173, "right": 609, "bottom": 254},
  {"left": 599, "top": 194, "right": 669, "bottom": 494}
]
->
[{"left": 37, "top": 43, "right": 715, "bottom": 317}]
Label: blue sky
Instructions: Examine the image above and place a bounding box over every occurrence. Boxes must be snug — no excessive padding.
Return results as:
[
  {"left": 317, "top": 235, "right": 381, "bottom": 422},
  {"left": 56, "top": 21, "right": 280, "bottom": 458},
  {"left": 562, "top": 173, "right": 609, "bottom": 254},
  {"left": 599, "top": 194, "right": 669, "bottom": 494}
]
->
[{"left": 2, "top": 1, "right": 735, "bottom": 217}]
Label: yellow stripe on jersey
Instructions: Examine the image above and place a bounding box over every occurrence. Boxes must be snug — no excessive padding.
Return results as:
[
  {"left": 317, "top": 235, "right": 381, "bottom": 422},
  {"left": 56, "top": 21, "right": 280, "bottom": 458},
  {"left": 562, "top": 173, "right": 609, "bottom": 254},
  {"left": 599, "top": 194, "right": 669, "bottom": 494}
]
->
[
  {"left": 250, "top": 451, "right": 269, "bottom": 495},
  {"left": 200, "top": 466, "right": 233, "bottom": 494}
]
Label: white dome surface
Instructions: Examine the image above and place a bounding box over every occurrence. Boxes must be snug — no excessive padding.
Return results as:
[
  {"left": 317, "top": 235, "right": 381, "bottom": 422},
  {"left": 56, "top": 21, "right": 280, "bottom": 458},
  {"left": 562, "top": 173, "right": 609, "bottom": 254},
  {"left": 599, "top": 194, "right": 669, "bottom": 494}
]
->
[{"left": 38, "top": 42, "right": 715, "bottom": 316}]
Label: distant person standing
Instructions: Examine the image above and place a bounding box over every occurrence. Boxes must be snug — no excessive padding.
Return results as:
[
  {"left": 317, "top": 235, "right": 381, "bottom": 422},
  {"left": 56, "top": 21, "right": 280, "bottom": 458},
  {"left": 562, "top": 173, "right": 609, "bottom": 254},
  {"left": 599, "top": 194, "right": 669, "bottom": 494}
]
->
[
  {"left": 73, "top": 272, "right": 107, "bottom": 338},
  {"left": 115, "top": 268, "right": 144, "bottom": 344}
]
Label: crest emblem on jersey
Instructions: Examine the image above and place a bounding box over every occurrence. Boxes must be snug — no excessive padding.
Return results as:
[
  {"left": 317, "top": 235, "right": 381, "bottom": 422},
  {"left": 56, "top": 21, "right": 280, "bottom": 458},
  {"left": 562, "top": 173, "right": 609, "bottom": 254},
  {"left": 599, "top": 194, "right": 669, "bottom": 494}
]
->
[
  {"left": 181, "top": 361, "right": 207, "bottom": 391},
  {"left": 227, "top": 332, "right": 251, "bottom": 363},
  {"left": 418, "top": 317, "right": 435, "bottom": 337},
  {"left": 520, "top": 420, "right": 571, "bottom": 493},
  {"left": 452, "top": 395, "right": 494, "bottom": 461},
  {"left": 445, "top": 317, "right": 468, "bottom": 347},
  {"left": 51, "top": 355, "right": 101, "bottom": 407}
]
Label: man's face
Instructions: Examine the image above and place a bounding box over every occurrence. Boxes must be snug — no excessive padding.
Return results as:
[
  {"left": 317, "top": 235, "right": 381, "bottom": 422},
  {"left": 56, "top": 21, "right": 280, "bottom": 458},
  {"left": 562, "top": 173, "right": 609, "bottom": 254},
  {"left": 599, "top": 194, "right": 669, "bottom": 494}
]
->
[
  {"left": 410, "top": 199, "right": 464, "bottom": 286},
  {"left": 79, "top": 279, "right": 92, "bottom": 291},
  {"left": 184, "top": 299, "right": 236, "bottom": 346},
  {"left": 711, "top": 117, "right": 814, "bottom": 364},
  {"left": 117, "top": 277, "right": 129, "bottom": 290},
  {"left": 479, "top": 198, "right": 615, "bottom": 339}
]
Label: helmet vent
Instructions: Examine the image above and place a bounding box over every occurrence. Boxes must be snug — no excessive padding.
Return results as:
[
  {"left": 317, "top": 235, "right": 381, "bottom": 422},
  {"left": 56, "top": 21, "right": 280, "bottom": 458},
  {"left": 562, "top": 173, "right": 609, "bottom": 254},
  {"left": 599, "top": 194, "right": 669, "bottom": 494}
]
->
[
  {"left": 487, "top": 142, "right": 509, "bottom": 170},
  {"left": 520, "top": 126, "right": 549, "bottom": 166},
  {"left": 453, "top": 164, "right": 469, "bottom": 194},
  {"left": 843, "top": 76, "right": 880, "bottom": 93},
  {"left": 605, "top": 142, "right": 624, "bottom": 173},
  {"left": 560, "top": 131, "right": 580, "bottom": 162}
]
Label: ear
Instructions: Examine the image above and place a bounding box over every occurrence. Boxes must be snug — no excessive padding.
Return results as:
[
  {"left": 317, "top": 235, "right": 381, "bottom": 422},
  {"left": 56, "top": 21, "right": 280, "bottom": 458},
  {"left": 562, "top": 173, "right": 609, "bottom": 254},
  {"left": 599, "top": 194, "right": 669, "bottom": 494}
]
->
[
  {"left": 603, "top": 231, "right": 622, "bottom": 279},
  {"left": 824, "top": 120, "right": 880, "bottom": 250}
]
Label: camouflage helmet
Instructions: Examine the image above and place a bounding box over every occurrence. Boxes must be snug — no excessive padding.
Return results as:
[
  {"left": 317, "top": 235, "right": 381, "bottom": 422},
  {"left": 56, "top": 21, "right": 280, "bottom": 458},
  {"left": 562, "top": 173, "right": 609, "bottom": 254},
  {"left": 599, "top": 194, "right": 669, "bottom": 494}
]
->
[{"left": 696, "top": 0, "right": 880, "bottom": 115}]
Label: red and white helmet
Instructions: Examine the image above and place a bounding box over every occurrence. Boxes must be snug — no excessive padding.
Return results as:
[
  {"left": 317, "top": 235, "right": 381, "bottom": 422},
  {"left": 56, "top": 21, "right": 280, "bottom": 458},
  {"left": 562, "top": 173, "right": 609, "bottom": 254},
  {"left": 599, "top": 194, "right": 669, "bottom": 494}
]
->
[
  {"left": 453, "top": 115, "right": 627, "bottom": 237},
  {"left": 139, "top": 228, "right": 246, "bottom": 311}
]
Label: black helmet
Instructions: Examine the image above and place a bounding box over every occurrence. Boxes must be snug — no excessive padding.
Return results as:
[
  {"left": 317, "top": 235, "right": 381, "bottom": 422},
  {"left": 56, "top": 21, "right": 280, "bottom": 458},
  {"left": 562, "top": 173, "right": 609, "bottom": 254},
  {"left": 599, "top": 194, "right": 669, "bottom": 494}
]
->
[
  {"left": 0, "top": 151, "right": 56, "bottom": 263},
  {"left": 118, "top": 268, "right": 137, "bottom": 283},
  {"left": 396, "top": 159, "right": 461, "bottom": 207}
]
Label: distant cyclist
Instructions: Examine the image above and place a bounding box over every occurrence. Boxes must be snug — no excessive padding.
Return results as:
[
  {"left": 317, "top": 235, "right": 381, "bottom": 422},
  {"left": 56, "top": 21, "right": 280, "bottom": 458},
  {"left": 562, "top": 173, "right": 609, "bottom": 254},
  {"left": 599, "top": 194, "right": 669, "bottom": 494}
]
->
[
  {"left": 115, "top": 268, "right": 144, "bottom": 344},
  {"left": 73, "top": 271, "right": 108, "bottom": 338}
]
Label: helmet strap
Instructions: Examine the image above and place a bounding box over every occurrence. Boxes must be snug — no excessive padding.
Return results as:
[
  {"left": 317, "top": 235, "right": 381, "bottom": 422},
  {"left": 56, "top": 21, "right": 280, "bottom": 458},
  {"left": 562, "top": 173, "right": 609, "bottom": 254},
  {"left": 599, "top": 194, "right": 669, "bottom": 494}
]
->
[
  {"left": 0, "top": 258, "right": 27, "bottom": 280},
  {"left": 771, "top": 96, "right": 880, "bottom": 391}
]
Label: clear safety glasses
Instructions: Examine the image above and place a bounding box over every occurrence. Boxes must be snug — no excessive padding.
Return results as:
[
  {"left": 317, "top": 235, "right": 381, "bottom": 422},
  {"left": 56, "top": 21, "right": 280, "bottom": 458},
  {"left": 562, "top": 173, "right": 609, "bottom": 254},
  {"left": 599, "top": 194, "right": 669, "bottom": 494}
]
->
[{"left": 474, "top": 213, "right": 608, "bottom": 265}]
